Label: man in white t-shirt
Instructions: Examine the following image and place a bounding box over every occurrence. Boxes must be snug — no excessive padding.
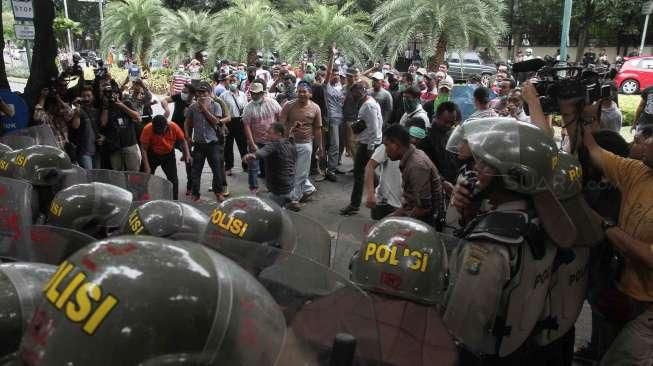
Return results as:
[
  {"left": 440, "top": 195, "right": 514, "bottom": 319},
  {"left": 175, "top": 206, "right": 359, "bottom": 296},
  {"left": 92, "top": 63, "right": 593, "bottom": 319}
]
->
[{"left": 364, "top": 144, "right": 402, "bottom": 219}]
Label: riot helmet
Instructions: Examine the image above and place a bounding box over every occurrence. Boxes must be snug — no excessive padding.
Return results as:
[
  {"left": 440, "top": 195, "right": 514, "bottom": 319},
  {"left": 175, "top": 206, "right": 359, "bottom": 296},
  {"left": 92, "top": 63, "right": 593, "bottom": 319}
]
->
[
  {"left": 0, "top": 263, "right": 56, "bottom": 357},
  {"left": 16, "top": 236, "right": 286, "bottom": 365},
  {"left": 552, "top": 152, "right": 603, "bottom": 246},
  {"left": 0, "top": 143, "right": 11, "bottom": 159},
  {"left": 202, "top": 196, "right": 297, "bottom": 268},
  {"left": 349, "top": 217, "right": 449, "bottom": 305},
  {"left": 122, "top": 200, "right": 209, "bottom": 241},
  {"left": 46, "top": 182, "right": 133, "bottom": 237},
  {"left": 0, "top": 145, "right": 72, "bottom": 187}
]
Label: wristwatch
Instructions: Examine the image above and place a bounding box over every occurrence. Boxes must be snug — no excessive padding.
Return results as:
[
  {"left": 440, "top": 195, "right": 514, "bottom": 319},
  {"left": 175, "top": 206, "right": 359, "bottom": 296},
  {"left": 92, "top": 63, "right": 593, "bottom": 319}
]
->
[{"left": 601, "top": 219, "right": 617, "bottom": 231}]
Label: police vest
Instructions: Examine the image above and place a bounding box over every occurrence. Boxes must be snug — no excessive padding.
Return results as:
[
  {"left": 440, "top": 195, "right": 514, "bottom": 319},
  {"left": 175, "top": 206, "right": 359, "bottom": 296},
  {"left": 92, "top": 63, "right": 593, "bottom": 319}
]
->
[{"left": 443, "top": 210, "right": 556, "bottom": 357}]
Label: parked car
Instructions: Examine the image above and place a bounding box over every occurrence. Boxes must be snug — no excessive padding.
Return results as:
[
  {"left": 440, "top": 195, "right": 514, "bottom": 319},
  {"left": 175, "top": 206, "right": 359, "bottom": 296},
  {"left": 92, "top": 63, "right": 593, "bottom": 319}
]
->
[
  {"left": 446, "top": 52, "right": 497, "bottom": 86},
  {"left": 614, "top": 56, "right": 653, "bottom": 94}
]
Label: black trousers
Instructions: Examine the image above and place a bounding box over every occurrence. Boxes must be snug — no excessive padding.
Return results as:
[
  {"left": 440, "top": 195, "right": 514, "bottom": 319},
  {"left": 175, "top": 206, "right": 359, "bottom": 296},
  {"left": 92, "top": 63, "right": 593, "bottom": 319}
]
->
[
  {"left": 148, "top": 150, "right": 179, "bottom": 200},
  {"left": 350, "top": 143, "right": 373, "bottom": 208},
  {"left": 191, "top": 142, "right": 225, "bottom": 197},
  {"left": 370, "top": 203, "right": 397, "bottom": 220},
  {"left": 224, "top": 117, "right": 248, "bottom": 171}
]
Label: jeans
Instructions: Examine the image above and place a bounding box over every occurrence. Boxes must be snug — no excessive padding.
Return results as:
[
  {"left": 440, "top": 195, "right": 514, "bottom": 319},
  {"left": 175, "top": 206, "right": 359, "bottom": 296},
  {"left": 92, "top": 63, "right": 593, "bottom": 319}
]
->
[
  {"left": 291, "top": 142, "right": 316, "bottom": 202},
  {"left": 109, "top": 144, "right": 142, "bottom": 171},
  {"left": 224, "top": 117, "right": 248, "bottom": 171},
  {"left": 267, "top": 192, "right": 292, "bottom": 208},
  {"left": 191, "top": 142, "right": 225, "bottom": 197},
  {"left": 78, "top": 154, "right": 93, "bottom": 169},
  {"left": 350, "top": 143, "right": 373, "bottom": 207},
  {"left": 148, "top": 150, "right": 179, "bottom": 200},
  {"left": 327, "top": 117, "right": 342, "bottom": 172},
  {"left": 247, "top": 142, "right": 266, "bottom": 190},
  {"left": 600, "top": 306, "right": 653, "bottom": 366}
]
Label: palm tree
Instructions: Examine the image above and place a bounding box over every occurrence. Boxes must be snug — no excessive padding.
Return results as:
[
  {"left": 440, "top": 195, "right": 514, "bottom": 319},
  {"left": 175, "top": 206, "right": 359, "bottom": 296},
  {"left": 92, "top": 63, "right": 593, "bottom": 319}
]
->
[
  {"left": 153, "top": 9, "right": 216, "bottom": 65},
  {"left": 278, "top": 1, "right": 373, "bottom": 66},
  {"left": 101, "top": 0, "right": 163, "bottom": 69},
  {"left": 209, "top": 0, "right": 285, "bottom": 65},
  {"left": 372, "top": 0, "right": 507, "bottom": 69}
]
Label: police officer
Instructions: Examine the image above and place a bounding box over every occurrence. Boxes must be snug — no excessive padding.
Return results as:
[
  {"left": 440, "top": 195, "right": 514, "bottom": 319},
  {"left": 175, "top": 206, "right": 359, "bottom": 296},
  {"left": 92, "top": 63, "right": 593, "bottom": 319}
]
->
[
  {"left": 445, "top": 118, "right": 573, "bottom": 364},
  {"left": 13, "top": 236, "right": 287, "bottom": 365}
]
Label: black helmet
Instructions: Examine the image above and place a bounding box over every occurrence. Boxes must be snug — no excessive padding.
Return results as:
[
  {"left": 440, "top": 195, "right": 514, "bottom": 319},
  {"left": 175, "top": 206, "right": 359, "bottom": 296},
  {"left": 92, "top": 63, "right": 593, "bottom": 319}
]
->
[
  {"left": 122, "top": 200, "right": 209, "bottom": 241},
  {"left": 17, "top": 236, "right": 286, "bottom": 365},
  {"left": 0, "top": 145, "right": 72, "bottom": 186}
]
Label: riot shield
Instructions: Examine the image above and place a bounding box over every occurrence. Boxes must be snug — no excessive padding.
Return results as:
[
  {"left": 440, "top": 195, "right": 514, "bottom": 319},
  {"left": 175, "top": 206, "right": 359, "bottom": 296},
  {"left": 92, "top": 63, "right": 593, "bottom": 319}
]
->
[
  {"left": 58, "top": 165, "right": 88, "bottom": 190},
  {"left": 124, "top": 172, "right": 173, "bottom": 201},
  {"left": 287, "top": 211, "right": 332, "bottom": 267},
  {"left": 451, "top": 85, "right": 497, "bottom": 121},
  {"left": 205, "top": 239, "right": 383, "bottom": 365},
  {"left": 86, "top": 168, "right": 128, "bottom": 188},
  {"left": 0, "top": 177, "right": 33, "bottom": 261},
  {"left": 0, "top": 135, "right": 35, "bottom": 150},
  {"left": 4, "top": 125, "right": 58, "bottom": 147},
  {"left": 27, "top": 225, "right": 96, "bottom": 265},
  {"left": 332, "top": 217, "right": 376, "bottom": 278},
  {"left": 123, "top": 200, "right": 209, "bottom": 241}
]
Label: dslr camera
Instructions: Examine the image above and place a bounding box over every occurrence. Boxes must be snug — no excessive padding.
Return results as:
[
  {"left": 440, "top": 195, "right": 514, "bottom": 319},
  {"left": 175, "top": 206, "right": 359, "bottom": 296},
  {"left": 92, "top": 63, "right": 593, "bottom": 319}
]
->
[{"left": 513, "top": 58, "right": 615, "bottom": 114}]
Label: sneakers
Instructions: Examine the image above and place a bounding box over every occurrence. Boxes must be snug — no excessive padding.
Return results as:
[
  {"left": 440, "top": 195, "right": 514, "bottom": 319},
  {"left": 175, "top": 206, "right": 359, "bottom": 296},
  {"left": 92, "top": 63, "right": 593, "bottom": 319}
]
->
[
  {"left": 339, "top": 205, "right": 359, "bottom": 216},
  {"left": 314, "top": 174, "right": 326, "bottom": 182},
  {"left": 249, "top": 187, "right": 259, "bottom": 195},
  {"left": 223, "top": 186, "right": 230, "bottom": 197},
  {"left": 300, "top": 190, "right": 316, "bottom": 203},
  {"left": 191, "top": 194, "right": 201, "bottom": 202},
  {"left": 287, "top": 202, "right": 304, "bottom": 212},
  {"left": 215, "top": 193, "right": 225, "bottom": 202},
  {"left": 325, "top": 171, "right": 337, "bottom": 182}
]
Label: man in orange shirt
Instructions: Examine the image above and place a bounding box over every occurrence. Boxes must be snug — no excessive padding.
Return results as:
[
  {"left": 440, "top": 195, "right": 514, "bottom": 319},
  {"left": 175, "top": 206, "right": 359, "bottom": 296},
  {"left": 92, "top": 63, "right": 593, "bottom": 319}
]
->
[{"left": 141, "top": 115, "right": 191, "bottom": 200}]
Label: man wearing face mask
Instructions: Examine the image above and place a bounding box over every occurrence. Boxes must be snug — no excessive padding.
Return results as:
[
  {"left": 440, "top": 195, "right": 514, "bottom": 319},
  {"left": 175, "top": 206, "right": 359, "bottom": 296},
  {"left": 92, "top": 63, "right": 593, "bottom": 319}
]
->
[
  {"left": 241, "top": 66, "right": 258, "bottom": 101},
  {"left": 399, "top": 86, "right": 430, "bottom": 128},
  {"left": 140, "top": 115, "right": 191, "bottom": 200},
  {"left": 219, "top": 74, "right": 249, "bottom": 175},
  {"left": 242, "top": 81, "right": 282, "bottom": 194},
  {"left": 161, "top": 83, "right": 195, "bottom": 194},
  {"left": 275, "top": 74, "right": 297, "bottom": 106}
]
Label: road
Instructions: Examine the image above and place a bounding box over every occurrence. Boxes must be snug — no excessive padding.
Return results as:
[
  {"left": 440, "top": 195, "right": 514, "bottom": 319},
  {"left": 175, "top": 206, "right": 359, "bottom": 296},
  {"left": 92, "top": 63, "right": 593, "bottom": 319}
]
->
[{"left": 7, "top": 77, "right": 593, "bottom": 354}]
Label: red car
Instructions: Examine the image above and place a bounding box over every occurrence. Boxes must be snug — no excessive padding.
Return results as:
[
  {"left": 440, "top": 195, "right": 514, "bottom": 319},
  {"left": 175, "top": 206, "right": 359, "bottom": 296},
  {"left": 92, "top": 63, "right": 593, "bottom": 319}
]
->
[{"left": 615, "top": 56, "right": 653, "bottom": 94}]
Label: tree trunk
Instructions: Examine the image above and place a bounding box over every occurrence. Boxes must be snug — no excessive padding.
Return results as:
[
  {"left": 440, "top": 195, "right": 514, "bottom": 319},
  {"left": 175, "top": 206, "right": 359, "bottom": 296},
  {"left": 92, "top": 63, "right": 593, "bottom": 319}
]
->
[
  {"left": 24, "top": 0, "right": 58, "bottom": 110},
  {"left": 428, "top": 37, "right": 448, "bottom": 71},
  {"left": 575, "top": 25, "right": 589, "bottom": 64},
  {"left": 0, "top": 11, "right": 9, "bottom": 89},
  {"left": 247, "top": 48, "right": 257, "bottom": 66}
]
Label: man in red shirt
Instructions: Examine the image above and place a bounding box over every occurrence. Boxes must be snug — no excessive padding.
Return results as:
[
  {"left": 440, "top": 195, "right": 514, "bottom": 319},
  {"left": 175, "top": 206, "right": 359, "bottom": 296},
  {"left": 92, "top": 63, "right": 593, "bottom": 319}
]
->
[{"left": 141, "top": 115, "right": 191, "bottom": 200}]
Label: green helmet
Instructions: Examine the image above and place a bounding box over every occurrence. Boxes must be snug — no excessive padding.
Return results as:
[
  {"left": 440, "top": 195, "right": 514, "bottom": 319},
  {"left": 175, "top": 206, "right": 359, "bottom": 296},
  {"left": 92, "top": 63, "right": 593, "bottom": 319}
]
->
[
  {"left": 46, "top": 182, "right": 133, "bottom": 237},
  {"left": 349, "top": 217, "right": 449, "bottom": 305},
  {"left": 16, "top": 236, "right": 286, "bottom": 365},
  {"left": 0, "top": 262, "right": 56, "bottom": 357},
  {"left": 202, "top": 195, "right": 296, "bottom": 253},
  {"left": 0, "top": 145, "right": 72, "bottom": 186},
  {"left": 122, "top": 200, "right": 209, "bottom": 241},
  {"left": 552, "top": 152, "right": 603, "bottom": 246},
  {"left": 464, "top": 118, "right": 559, "bottom": 194}
]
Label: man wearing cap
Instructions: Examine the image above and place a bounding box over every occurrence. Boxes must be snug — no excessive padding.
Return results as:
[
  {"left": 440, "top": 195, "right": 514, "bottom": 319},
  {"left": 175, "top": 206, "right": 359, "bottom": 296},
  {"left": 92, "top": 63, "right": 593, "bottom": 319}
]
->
[
  {"left": 212, "top": 72, "right": 229, "bottom": 98},
  {"left": 370, "top": 72, "right": 393, "bottom": 128},
  {"left": 399, "top": 86, "right": 430, "bottom": 129},
  {"left": 430, "top": 78, "right": 453, "bottom": 119},
  {"left": 242, "top": 81, "right": 282, "bottom": 194},
  {"left": 184, "top": 81, "right": 229, "bottom": 201},
  {"left": 279, "top": 80, "right": 324, "bottom": 211}
]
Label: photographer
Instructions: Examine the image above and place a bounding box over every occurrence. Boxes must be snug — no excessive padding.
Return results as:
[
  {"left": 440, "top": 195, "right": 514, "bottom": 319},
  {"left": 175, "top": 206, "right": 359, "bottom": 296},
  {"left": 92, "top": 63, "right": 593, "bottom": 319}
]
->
[
  {"left": 33, "top": 86, "right": 73, "bottom": 150},
  {"left": 70, "top": 86, "right": 100, "bottom": 169},
  {"left": 582, "top": 125, "right": 653, "bottom": 365},
  {"left": 98, "top": 85, "right": 142, "bottom": 171}
]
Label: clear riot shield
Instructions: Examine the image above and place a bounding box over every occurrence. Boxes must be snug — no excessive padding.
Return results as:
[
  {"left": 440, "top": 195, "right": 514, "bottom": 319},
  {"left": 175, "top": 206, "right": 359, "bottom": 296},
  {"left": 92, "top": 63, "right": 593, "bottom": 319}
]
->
[
  {"left": 287, "top": 211, "right": 332, "bottom": 267},
  {"left": 58, "top": 165, "right": 88, "bottom": 190},
  {"left": 332, "top": 218, "right": 376, "bottom": 278},
  {"left": 0, "top": 177, "right": 33, "bottom": 261},
  {"left": 86, "top": 168, "right": 128, "bottom": 188},
  {"left": 205, "top": 238, "right": 382, "bottom": 366},
  {"left": 124, "top": 172, "right": 173, "bottom": 201},
  {"left": 27, "top": 225, "right": 96, "bottom": 265},
  {"left": 3, "top": 125, "right": 58, "bottom": 147},
  {"left": 0, "top": 135, "right": 35, "bottom": 150}
]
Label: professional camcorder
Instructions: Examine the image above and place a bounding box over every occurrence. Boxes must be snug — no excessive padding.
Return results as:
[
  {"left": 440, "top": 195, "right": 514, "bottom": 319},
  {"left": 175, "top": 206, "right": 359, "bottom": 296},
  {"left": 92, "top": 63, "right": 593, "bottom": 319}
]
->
[
  {"left": 513, "top": 58, "right": 616, "bottom": 114},
  {"left": 94, "top": 60, "right": 109, "bottom": 80}
]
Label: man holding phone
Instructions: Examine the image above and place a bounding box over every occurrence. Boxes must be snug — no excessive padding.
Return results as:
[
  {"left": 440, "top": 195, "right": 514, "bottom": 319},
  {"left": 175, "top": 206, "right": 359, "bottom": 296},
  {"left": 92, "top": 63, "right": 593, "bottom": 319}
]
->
[{"left": 184, "top": 81, "right": 229, "bottom": 201}]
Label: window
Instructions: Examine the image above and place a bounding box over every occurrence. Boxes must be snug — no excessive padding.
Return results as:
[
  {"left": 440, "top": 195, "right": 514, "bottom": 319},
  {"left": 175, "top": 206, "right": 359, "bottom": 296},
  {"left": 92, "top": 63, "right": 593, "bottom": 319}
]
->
[
  {"left": 639, "top": 58, "right": 653, "bottom": 69},
  {"left": 449, "top": 58, "right": 460, "bottom": 63},
  {"left": 464, "top": 58, "right": 480, "bottom": 64}
]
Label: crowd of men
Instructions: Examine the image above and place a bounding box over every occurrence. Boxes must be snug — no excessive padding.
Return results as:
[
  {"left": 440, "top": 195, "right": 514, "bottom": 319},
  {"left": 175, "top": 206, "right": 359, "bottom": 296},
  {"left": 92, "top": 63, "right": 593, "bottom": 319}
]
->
[{"left": 3, "top": 43, "right": 653, "bottom": 365}]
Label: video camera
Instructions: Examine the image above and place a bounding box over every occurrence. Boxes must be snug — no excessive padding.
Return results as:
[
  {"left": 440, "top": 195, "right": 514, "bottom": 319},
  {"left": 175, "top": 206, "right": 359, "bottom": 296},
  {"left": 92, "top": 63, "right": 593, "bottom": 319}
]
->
[
  {"left": 94, "top": 60, "right": 109, "bottom": 80},
  {"left": 513, "top": 58, "right": 616, "bottom": 114},
  {"left": 61, "top": 53, "right": 84, "bottom": 78}
]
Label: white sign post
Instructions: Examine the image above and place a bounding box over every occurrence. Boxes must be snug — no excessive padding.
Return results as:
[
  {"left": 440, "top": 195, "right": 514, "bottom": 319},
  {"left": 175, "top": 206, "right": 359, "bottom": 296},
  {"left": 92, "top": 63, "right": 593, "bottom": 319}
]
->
[
  {"left": 640, "top": 1, "right": 653, "bottom": 55},
  {"left": 14, "top": 24, "right": 34, "bottom": 40}
]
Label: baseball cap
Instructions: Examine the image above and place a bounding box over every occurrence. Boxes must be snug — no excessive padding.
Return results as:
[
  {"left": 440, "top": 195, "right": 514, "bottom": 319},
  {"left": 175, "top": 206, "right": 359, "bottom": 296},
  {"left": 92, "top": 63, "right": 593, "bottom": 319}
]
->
[
  {"left": 250, "top": 82, "right": 264, "bottom": 93},
  {"left": 426, "top": 72, "right": 438, "bottom": 80},
  {"left": 439, "top": 79, "right": 453, "bottom": 90},
  {"left": 416, "top": 68, "right": 427, "bottom": 75},
  {"left": 371, "top": 72, "right": 384, "bottom": 81},
  {"left": 346, "top": 67, "right": 360, "bottom": 76},
  {"left": 196, "top": 81, "right": 212, "bottom": 92}
]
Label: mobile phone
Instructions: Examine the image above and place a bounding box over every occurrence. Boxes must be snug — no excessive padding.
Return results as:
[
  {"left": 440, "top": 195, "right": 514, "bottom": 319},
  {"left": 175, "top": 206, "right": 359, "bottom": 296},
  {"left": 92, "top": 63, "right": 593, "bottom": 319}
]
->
[{"left": 461, "top": 169, "right": 479, "bottom": 197}]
